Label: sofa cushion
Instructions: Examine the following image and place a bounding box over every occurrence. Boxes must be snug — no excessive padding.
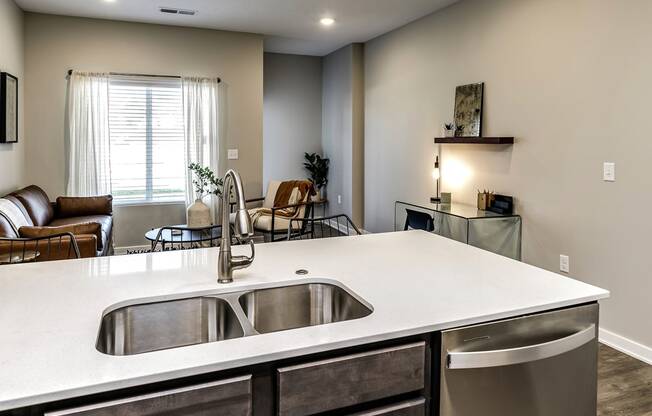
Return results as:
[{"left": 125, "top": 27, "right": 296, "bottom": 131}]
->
[
  {"left": 49, "top": 215, "right": 112, "bottom": 252},
  {"left": 56, "top": 195, "right": 113, "bottom": 217},
  {"left": 11, "top": 186, "right": 54, "bottom": 226}
]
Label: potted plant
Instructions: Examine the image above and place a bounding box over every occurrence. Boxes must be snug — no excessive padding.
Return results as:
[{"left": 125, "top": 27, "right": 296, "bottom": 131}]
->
[
  {"left": 187, "top": 163, "right": 223, "bottom": 227},
  {"left": 442, "top": 123, "right": 455, "bottom": 138},
  {"left": 303, "top": 152, "right": 330, "bottom": 200}
]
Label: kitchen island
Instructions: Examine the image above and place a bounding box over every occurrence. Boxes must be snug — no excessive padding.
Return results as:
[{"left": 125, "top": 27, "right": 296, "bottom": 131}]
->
[{"left": 0, "top": 231, "right": 609, "bottom": 415}]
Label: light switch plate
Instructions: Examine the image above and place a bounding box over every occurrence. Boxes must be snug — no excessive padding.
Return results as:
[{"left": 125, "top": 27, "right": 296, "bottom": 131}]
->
[
  {"left": 228, "top": 149, "right": 239, "bottom": 160},
  {"left": 603, "top": 162, "right": 615, "bottom": 181},
  {"left": 560, "top": 254, "right": 570, "bottom": 273}
]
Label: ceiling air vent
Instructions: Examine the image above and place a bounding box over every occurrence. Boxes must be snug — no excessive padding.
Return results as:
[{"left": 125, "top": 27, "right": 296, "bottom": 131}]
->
[{"left": 159, "top": 7, "right": 196, "bottom": 16}]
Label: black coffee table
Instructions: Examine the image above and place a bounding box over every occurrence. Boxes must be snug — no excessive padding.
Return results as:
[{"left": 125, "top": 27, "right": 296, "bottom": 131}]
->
[{"left": 145, "top": 225, "right": 222, "bottom": 251}]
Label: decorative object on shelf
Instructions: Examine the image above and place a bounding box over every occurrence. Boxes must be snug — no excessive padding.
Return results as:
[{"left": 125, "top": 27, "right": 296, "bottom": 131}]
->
[
  {"left": 430, "top": 155, "right": 441, "bottom": 203},
  {"left": 303, "top": 152, "right": 330, "bottom": 200},
  {"left": 434, "top": 136, "right": 514, "bottom": 144},
  {"left": 453, "top": 82, "right": 484, "bottom": 138},
  {"left": 477, "top": 190, "right": 495, "bottom": 210},
  {"left": 0, "top": 72, "right": 18, "bottom": 143},
  {"left": 487, "top": 194, "right": 514, "bottom": 215},
  {"left": 187, "top": 163, "right": 223, "bottom": 227},
  {"left": 440, "top": 192, "right": 452, "bottom": 204},
  {"left": 441, "top": 123, "right": 455, "bottom": 138}
]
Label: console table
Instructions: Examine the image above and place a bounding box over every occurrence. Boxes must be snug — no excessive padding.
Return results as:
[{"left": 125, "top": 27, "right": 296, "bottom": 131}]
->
[{"left": 395, "top": 201, "right": 522, "bottom": 260}]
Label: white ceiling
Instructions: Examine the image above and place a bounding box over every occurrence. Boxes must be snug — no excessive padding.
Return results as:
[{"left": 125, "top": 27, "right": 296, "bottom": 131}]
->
[{"left": 15, "top": 0, "right": 458, "bottom": 56}]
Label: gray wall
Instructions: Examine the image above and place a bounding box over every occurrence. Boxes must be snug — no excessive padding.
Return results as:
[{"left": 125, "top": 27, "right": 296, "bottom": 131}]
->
[
  {"left": 263, "top": 53, "right": 322, "bottom": 192},
  {"left": 322, "top": 44, "right": 364, "bottom": 225},
  {"left": 0, "top": 0, "right": 24, "bottom": 195},
  {"left": 365, "top": 0, "right": 652, "bottom": 350},
  {"left": 24, "top": 13, "right": 263, "bottom": 247}
]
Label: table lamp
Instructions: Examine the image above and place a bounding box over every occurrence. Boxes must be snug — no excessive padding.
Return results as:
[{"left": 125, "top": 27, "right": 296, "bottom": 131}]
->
[{"left": 430, "top": 155, "right": 441, "bottom": 203}]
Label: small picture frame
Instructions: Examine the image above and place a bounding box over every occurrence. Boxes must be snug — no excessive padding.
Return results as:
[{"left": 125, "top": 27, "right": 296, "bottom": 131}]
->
[{"left": 1, "top": 72, "right": 18, "bottom": 143}]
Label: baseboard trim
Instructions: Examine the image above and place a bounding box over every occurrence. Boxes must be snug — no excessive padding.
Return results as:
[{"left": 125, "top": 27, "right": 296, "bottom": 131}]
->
[
  {"left": 114, "top": 244, "right": 150, "bottom": 255},
  {"left": 599, "top": 327, "right": 652, "bottom": 365},
  {"left": 326, "top": 219, "right": 368, "bottom": 235}
]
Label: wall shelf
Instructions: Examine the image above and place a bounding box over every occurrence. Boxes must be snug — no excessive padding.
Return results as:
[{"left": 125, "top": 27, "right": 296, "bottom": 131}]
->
[{"left": 434, "top": 137, "right": 514, "bottom": 144}]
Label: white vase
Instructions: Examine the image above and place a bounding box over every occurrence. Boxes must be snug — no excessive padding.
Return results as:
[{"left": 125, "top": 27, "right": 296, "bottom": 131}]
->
[{"left": 187, "top": 199, "right": 211, "bottom": 228}]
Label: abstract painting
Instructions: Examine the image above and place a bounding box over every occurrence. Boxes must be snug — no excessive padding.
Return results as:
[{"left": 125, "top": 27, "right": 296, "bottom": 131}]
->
[
  {"left": 453, "top": 82, "right": 484, "bottom": 138},
  {"left": 1, "top": 72, "right": 18, "bottom": 143}
]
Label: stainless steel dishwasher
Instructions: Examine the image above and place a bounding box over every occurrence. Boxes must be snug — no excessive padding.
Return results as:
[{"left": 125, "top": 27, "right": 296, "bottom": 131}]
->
[{"left": 439, "top": 303, "right": 598, "bottom": 416}]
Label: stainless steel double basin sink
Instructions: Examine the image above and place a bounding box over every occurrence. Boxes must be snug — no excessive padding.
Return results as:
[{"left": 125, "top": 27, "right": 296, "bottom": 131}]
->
[{"left": 96, "top": 280, "right": 373, "bottom": 356}]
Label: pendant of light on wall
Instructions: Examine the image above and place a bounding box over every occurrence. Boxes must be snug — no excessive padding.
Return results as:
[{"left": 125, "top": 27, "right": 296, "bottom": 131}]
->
[{"left": 320, "top": 17, "right": 335, "bottom": 26}]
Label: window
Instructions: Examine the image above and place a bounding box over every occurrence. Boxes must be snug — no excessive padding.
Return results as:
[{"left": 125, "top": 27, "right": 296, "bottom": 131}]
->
[{"left": 108, "top": 76, "right": 185, "bottom": 204}]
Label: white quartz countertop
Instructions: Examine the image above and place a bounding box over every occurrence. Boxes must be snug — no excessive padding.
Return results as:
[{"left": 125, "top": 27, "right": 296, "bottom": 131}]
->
[{"left": 0, "top": 231, "right": 609, "bottom": 410}]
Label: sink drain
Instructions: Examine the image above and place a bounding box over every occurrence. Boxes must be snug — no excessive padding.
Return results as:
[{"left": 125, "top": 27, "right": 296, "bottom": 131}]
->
[{"left": 295, "top": 269, "right": 309, "bottom": 275}]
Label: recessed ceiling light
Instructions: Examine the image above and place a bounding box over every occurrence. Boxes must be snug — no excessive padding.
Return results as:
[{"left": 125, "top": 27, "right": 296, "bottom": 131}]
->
[
  {"left": 104, "top": 0, "right": 116, "bottom": 3},
  {"left": 320, "top": 17, "right": 335, "bottom": 26}
]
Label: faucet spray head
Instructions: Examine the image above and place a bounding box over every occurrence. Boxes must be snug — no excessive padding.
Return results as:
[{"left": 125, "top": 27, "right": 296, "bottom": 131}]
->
[{"left": 234, "top": 208, "right": 254, "bottom": 238}]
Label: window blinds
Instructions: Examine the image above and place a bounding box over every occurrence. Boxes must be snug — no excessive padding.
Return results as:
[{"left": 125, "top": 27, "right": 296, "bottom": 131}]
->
[{"left": 108, "top": 76, "right": 185, "bottom": 204}]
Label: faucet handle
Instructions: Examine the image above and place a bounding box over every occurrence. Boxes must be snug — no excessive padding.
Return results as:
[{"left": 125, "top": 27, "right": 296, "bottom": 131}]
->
[{"left": 231, "top": 240, "right": 255, "bottom": 270}]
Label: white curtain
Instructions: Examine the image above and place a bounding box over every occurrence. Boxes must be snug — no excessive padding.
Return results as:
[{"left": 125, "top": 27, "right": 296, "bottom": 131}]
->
[
  {"left": 66, "top": 72, "right": 112, "bottom": 196},
  {"left": 182, "top": 77, "right": 221, "bottom": 223}
]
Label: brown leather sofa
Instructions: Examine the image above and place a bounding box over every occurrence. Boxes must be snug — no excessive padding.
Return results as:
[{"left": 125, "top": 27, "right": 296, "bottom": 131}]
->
[{"left": 0, "top": 185, "right": 113, "bottom": 260}]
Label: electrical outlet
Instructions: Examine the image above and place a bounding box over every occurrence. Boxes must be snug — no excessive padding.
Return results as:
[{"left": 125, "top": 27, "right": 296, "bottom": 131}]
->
[
  {"left": 227, "top": 149, "right": 239, "bottom": 160},
  {"left": 560, "top": 255, "right": 570, "bottom": 273},
  {"left": 337, "top": 195, "right": 342, "bottom": 204},
  {"left": 603, "top": 162, "right": 615, "bottom": 181}
]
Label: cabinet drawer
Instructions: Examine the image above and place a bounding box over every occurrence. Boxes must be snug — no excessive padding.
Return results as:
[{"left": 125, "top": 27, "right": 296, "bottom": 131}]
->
[
  {"left": 46, "top": 375, "right": 252, "bottom": 416},
  {"left": 350, "top": 398, "right": 426, "bottom": 416},
  {"left": 277, "top": 342, "right": 426, "bottom": 416}
]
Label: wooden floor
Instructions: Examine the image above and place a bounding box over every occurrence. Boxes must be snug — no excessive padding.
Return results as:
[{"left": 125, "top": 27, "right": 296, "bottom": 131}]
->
[{"left": 598, "top": 344, "right": 652, "bottom": 416}]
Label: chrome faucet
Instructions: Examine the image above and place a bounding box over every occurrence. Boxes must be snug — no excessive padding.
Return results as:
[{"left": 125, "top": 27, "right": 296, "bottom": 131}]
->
[{"left": 218, "top": 169, "right": 255, "bottom": 284}]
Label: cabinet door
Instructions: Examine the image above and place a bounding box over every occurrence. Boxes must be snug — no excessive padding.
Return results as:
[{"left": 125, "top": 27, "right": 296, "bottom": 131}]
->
[
  {"left": 349, "top": 398, "right": 426, "bottom": 416},
  {"left": 45, "top": 375, "right": 252, "bottom": 416},
  {"left": 277, "top": 342, "right": 425, "bottom": 416}
]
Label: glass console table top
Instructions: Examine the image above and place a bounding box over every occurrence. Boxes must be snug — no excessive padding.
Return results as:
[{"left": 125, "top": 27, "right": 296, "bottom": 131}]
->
[{"left": 399, "top": 200, "right": 518, "bottom": 220}]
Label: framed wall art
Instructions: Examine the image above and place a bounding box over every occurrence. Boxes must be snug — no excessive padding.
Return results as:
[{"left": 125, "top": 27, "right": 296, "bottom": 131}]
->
[
  {"left": 453, "top": 82, "right": 484, "bottom": 138},
  {"left": 1, "top": 72, "right": 18, "bottom": 143}
]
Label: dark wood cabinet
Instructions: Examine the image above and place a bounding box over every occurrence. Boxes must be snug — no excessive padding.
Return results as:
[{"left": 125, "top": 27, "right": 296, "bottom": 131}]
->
[
  {"left": 44, "top": 375, "right": 252, "bottom": 416},
  {"left": 350, "top": 398, "right": 426, "bottom": 416},
  {"left": 277, "top": 342, "right": 426, "bottom": 416},
  {"left": 7, "top": 336, "right": 431, "bottom": 416}
]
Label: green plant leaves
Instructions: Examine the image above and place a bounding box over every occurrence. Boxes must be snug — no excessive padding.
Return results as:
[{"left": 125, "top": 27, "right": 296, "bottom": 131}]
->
[
  {"left": 188, "top": 163, "right": 224, "bottom": 199},
  {"left": 303, "top": 152, "right": 330, "bottom": 189}
]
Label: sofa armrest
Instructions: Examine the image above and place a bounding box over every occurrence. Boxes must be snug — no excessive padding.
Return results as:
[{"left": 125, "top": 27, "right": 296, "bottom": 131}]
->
[
  {"left": 70, "top": 234, "right": 98, "bottom": 258},
  {"left": 19, "top": 223, "right": 102, "bottom": 247},
  {"left": 270, "top": 201, "right": 313, "bottom": 212},
  {"left": 55, "top": 195, "right": 113, "bottom": 218}
]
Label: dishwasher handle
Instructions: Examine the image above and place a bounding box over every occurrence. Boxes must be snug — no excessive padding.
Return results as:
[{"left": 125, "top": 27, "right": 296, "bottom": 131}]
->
[{"left": 447, "top": 324, "right": 595, "bottom": 369}]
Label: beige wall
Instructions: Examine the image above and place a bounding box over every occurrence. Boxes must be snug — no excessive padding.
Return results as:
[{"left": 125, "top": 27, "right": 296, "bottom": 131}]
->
[
  {"left": 263, "top": 53, "right": 322, "bottom": 191},
  {"left": 365, "top": 0, "right": 652, "bottom": 349},
  {"left": 24, "top": 13, "right": 263, "bottom": 247},
  {"left": 113, "top": 203, "right": 186, "bottom": 249},
  {"left": 322, "top": 44, "right": 364, "bottom": 225},
  {"left": 0, "top": 0, "right": 24, "bottom": 195}
]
